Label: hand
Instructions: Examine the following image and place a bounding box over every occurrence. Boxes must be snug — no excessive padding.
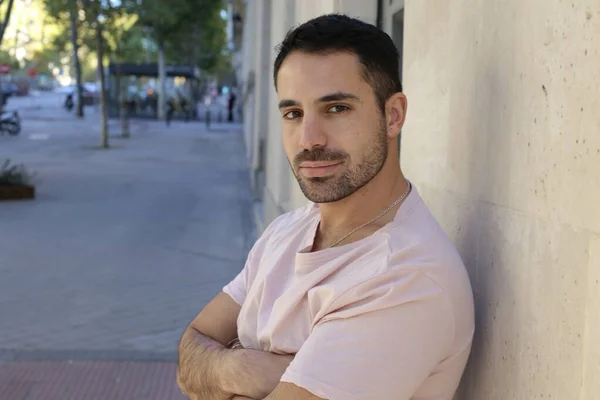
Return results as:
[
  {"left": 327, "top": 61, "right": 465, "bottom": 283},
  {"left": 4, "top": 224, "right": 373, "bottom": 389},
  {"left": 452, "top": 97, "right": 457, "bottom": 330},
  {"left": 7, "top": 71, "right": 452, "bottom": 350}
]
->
[{"left": 224, "top": 349, "right": 294, "bottom": 399}]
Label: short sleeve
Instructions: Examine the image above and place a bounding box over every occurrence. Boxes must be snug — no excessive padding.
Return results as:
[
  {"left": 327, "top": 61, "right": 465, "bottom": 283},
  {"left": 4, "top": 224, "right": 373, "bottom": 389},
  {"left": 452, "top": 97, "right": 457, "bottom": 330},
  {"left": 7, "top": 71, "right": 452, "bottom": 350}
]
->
[
  {"left": 222, "top": 246, "right": 256, "bottom": 306},
  {"left": 222, "top": 214, "right": 284, "bottom": 306},
  {"left": 280, "top": 270, "right": 454, "bottom": 400}
]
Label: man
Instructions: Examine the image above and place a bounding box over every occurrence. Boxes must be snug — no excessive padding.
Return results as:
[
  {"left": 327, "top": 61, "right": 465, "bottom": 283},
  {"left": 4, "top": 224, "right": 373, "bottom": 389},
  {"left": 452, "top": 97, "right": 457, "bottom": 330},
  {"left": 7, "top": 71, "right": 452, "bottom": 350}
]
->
[
  {"left": 166, "top": 96, "right": 175, "bottom": 126},
  {"left": 177, "top": 14, "right": 474, "bottom": 400},
  {"left": 228, "top": 91, "right": 237, "bottom": 122}
]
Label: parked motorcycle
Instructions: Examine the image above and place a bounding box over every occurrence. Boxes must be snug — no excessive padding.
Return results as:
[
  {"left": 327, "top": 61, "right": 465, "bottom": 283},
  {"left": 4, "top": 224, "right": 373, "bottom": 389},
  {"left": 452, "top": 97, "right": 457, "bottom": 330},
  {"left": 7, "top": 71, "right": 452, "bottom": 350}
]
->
[
  {"left": 0, "top": 110, "right": 21, "bottom": 136},
  {"left": 64, "top": 93, "right": 74, "bottom": 111}
]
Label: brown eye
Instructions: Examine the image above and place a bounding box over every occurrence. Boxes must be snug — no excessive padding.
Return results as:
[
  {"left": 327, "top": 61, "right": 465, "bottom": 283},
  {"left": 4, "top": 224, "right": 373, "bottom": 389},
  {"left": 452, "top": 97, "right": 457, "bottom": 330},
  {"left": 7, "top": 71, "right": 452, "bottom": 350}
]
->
[
  {"left": 283, "top": 110, "right": 302, "bottom": 120},
  {"left": 328, "top": 105, "right": 349, "bottom": 113}
]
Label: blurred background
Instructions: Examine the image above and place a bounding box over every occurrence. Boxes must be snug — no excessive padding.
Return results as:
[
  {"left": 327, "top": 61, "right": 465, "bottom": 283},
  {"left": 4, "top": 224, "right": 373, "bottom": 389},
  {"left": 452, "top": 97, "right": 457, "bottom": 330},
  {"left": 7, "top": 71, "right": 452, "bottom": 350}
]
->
[{"left": 0, "top": 1, "right": 250, "bottom": 399}]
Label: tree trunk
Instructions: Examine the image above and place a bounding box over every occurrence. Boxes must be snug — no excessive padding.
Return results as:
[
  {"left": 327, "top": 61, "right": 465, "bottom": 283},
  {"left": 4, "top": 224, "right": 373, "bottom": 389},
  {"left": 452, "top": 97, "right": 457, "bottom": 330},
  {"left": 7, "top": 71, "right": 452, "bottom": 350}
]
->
[
  {"left": 191, "top": 26, "right": 199, "bottom": 66},
  {"left": 69, "top": 9, "right": 84, "bottom": 118},
  {"left": 13, "top": 28, "right": 19, "bottom": 57},
  {"left": 120, "top": 99, "right": 130, "bottom": 137},
  {"left": 116, "top": 63, "right": 129, "bottom": 138},
  {"left": 96, "top": 21, "right": 108, "bottom": 148},
  {"left": 0, "top": 0, "right": 15, "bottom": 109},
  {"left": 0, "top": 0, "right": 15, "bottom": 46},
  {"left": 157, "top": 44, "right": 167, "bottom": 121}
]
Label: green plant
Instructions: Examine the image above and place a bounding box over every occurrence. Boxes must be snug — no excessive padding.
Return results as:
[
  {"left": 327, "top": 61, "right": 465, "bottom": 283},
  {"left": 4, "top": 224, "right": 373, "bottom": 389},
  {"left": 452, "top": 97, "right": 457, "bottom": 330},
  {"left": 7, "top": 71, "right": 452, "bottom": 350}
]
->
[{"left": 0, "top": 159, "right": 35, "bottom": 186}]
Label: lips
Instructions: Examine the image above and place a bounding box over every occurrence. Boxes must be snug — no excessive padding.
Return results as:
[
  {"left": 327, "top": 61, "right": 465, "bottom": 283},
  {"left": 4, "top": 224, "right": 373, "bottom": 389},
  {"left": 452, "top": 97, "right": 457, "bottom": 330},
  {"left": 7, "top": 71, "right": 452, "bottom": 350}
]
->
[
  {"left": 299, "top": 161, "right": 342, "bottom": 168},
  {"left": 298, "top": 161, "right": 342, "bottom": 178}
]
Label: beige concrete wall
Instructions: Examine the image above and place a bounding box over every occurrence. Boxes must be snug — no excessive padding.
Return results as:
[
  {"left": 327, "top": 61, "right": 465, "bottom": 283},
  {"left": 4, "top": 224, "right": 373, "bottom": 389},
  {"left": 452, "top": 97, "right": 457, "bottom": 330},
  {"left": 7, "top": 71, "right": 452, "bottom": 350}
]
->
[
  {"left": 246, "top": 0, "right": 271, "bottom": 201},
  {"left": 241, "top": 0, "right": 256, "bottom": 162},
  {"left": 241, "top": 0, "right": 599, "bottom": 398},
  {"left": 263, "top": 0, "right": 295, "bottom": 225},
  {"left": 400, "top": 0, "right": 600, "bottom": 399}
]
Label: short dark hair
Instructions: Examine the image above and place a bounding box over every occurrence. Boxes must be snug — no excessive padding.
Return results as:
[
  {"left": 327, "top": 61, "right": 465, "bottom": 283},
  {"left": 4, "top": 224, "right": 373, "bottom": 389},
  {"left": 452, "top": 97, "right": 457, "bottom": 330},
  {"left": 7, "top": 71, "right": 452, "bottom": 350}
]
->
[{"left": 273, "top": 14, "right": 402, "bottom": 112}]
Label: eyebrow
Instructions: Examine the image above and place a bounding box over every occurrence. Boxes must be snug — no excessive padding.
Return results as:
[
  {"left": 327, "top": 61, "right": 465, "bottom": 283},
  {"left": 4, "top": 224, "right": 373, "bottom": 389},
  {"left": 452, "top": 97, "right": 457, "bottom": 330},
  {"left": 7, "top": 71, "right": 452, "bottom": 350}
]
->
[{"left": 278, "top": 91, "right": 360, "bottom": 109}]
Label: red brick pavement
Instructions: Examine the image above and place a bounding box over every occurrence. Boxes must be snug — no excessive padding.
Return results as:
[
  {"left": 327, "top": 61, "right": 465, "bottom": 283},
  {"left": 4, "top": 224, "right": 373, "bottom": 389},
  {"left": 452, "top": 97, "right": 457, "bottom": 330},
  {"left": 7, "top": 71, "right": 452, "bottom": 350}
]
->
[{"left": 0, "top": 361, "right": 188, "bottom": 400}]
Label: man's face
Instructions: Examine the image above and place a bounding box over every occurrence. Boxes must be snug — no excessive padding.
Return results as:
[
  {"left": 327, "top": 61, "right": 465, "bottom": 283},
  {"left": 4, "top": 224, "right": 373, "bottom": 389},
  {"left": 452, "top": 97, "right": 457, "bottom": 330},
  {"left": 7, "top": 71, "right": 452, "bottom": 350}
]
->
[{"left": 277, "top": 51, "right": 389, "bottom": 203}]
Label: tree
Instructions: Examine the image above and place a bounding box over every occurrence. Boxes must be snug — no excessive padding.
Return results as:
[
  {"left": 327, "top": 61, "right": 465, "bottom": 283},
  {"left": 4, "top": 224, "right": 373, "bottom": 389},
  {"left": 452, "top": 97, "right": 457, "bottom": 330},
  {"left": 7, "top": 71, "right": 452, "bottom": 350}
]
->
[
  {"left": 0, "top": 0, "right": 16, "bottom": 108},
  {"left": 78, "top": 0, "right": 115, "bottom": 148},
  {"left": 135, "top": 0, "right": 227, "bottom": 120},
  {"left": 69, "top": 5, "right": 84, "bottom": 118},
  {"left": 163, "top": 2, "right": 227, "bottom": 75},
  {"left": 104, "top": 13, "right": 140, "bottom": 138},
  {"left": 43, "top": 0, "right": 86, "bottom": 117},
  {"left": 0, "top": 0, "right": 15, "bottom": 47},
  {"left": 40, "top": 0, "right": 229, "bottom": 134},
  {"left": 46, "top": 0, "right": 133, "bottom": 148}
]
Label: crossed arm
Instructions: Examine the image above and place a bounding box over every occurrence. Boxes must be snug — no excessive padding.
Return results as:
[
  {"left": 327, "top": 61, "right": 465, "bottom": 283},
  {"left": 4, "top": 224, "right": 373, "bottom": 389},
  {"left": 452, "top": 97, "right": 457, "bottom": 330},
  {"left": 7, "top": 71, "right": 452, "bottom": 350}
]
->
[
  {"left": 177, "top": 292, "right": 324, "bottom": 400},
  {"left": 178, "top": 269, "right": 460, "bottom": 400}
]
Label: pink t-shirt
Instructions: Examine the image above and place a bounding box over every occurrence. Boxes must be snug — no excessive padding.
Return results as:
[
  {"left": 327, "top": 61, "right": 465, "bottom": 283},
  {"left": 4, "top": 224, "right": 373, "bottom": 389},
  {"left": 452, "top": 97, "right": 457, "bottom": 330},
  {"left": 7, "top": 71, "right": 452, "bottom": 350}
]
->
[{"left": 223, "top": 186, "right": 474, "bottom": 400}]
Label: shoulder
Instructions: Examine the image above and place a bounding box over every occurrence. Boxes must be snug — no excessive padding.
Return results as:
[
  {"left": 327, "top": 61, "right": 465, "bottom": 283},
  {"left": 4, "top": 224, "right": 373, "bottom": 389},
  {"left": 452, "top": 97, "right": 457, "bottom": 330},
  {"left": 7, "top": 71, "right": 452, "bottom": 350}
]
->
[
  {"left": 381, "top": 189, "right": 475, "bottom": 349},
  {"left": 382, "top": 189, "right": 471, "bottom": 288},
  {"left": 326, "top": 187, "right": 474, "bottom": 331},
  {"left": 257, "top": 203, "right": 318, "bottom": 247},
  {"left": 253, "top": 203, "right": 319, "bottom": 252}
]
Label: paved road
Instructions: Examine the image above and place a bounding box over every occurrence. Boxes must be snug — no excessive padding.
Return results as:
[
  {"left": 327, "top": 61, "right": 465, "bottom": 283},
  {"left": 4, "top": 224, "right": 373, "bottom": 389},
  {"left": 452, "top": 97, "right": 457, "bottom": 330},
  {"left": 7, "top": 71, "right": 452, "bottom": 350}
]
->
[{"left": 0, "top": 93, "right": 254, "bottom": 399}]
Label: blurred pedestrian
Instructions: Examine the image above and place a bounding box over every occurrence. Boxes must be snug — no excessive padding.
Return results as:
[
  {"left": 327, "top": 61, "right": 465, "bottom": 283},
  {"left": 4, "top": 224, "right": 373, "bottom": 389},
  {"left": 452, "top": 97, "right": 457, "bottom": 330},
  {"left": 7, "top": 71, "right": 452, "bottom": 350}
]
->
[{"left": 227, "top": 91, "right": 236, "bottom": 122}]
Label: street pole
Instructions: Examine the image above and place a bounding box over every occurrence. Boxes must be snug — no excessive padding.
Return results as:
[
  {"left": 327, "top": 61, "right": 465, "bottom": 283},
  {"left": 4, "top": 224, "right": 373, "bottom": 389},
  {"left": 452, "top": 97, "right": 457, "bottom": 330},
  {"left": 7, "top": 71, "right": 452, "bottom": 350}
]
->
[
  {"left": 69, "top": 8, "right": 84, "bottom": 118},
  {"left": 157, "top": 43, "right": 166, "bottom": 121}
]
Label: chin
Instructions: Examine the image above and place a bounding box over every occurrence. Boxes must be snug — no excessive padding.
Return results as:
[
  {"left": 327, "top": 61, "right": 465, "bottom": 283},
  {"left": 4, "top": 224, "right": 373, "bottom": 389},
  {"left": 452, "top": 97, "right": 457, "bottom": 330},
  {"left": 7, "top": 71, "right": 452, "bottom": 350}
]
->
[
  {"left": 300, "top": 183, "right": 353, "bottom": 204},
  {"left": 306, "top": 193, "right": 352, "bottom": 204}
]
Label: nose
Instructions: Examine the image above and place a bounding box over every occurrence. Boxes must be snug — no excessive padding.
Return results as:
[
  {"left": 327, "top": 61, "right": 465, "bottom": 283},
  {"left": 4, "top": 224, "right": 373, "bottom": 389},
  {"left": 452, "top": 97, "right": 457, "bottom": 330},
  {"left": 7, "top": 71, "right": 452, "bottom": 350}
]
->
[{"left": 298, "top": 115, "right": 326, "bottom": 150}]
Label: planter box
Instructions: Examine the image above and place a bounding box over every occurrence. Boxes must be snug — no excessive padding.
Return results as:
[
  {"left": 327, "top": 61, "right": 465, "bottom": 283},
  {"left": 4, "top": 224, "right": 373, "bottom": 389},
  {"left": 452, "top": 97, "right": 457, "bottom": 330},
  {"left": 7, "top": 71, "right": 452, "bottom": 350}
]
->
[{"left": 0, "top": 184, "right": 35, "bottom": 201}]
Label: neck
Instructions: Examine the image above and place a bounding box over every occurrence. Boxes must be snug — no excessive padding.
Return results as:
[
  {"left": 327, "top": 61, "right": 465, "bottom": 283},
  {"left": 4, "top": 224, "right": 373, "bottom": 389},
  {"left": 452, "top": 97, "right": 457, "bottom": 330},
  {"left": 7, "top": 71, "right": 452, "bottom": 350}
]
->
[{"left": 317, "top": 160, "right": 409, "bottom": 238}]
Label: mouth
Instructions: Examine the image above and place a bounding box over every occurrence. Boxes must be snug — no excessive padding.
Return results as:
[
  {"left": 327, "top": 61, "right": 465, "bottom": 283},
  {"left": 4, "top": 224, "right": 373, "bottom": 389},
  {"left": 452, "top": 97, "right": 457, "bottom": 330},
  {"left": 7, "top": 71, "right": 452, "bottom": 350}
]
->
[{"left": 298, "top": 161, "right": 342, "bottom": 178}]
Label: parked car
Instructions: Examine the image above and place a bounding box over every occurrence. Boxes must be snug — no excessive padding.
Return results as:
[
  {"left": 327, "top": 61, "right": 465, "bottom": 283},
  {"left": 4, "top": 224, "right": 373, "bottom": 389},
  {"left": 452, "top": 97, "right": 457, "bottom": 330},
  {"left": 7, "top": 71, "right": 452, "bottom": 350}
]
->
[{"left": 1, "top": 83, "right": 19, "bottom": 98}]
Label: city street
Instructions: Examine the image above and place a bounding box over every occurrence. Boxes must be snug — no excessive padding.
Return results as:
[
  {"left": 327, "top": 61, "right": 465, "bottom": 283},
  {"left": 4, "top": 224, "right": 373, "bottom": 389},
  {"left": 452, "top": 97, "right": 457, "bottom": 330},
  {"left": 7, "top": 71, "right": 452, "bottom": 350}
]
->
[{"left": 0, "top": 92, "right": 254, "bottom": 399}]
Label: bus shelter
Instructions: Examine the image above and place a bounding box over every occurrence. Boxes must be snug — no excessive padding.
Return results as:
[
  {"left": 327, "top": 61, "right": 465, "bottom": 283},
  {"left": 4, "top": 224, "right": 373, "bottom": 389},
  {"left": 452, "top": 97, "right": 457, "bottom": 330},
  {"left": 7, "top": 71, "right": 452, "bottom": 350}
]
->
[{"left": 108, "top": 63, "right": 200, "bottom": 120}]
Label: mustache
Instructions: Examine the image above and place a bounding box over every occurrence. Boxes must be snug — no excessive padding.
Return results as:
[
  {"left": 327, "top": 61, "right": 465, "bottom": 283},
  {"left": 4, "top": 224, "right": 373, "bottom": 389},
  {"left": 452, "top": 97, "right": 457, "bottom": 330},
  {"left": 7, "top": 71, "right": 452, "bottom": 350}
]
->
[{"left": 293, "top": 148, "right": 347, "bottom": 168}]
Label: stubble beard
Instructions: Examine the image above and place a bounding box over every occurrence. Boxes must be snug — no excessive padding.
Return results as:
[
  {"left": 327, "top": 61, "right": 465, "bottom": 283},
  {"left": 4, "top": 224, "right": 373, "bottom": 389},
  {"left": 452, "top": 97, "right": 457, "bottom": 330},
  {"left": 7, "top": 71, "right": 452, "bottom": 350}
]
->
[{"left": 292, "top": 123, "right": 389, "bottom": 204}]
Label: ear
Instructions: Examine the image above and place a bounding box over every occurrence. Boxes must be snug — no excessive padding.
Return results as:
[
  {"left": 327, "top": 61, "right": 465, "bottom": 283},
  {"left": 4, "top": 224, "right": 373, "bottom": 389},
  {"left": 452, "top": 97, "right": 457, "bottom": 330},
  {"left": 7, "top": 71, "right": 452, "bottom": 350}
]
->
[{"left": 385, "top": 92, "right": 408, "bottom": 140}]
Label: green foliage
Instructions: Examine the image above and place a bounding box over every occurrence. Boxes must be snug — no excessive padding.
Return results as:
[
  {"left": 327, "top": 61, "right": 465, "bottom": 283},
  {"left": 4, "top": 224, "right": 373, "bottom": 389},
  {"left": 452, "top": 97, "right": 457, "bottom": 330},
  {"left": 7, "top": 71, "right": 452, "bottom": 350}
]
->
[
  {"left": 103, "top": 12, "right": 145, "bottom": 60},
  {"left": 136, "top": 0, "right": 228, "bottom": 72},
  {"left": 28, "top": 48, "right": 61, "bottom": 74},
  {"left": 0, "top": 1, "right": 61, "bottom": 70},
  {"left": 0, "top": 50, "right": 19, "bottom": 70},
  {"left": 38, "top": 0, "right": 229, "bottom": 78},
  {"left": 160, "top": 1, "right": 228, "bottom": 73}
]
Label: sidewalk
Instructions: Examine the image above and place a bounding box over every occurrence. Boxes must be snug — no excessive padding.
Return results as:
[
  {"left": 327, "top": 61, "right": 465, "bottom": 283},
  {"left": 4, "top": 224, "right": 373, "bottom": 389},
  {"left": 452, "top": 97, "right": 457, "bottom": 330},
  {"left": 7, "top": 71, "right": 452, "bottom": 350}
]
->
[
  {"left": 0, "top": 115, "right": 253, "bottom": 399},
  {"left": 1, "top": 361, "right": 184, "bottom": 400}
]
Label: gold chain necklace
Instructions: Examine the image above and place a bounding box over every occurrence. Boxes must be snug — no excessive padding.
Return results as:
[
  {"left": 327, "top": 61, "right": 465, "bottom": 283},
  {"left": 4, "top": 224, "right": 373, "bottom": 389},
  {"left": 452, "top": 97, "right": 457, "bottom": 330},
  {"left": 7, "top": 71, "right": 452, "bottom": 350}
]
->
[{"left": 327, "top": 182, "right": 412, "bottom": 249}]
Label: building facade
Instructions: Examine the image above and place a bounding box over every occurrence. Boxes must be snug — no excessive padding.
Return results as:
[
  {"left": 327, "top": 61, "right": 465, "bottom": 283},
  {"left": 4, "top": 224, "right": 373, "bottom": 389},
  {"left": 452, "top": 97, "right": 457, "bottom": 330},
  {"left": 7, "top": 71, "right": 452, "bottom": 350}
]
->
[{"left": 238, "top": 1, "right": 600, "bottom": 399}]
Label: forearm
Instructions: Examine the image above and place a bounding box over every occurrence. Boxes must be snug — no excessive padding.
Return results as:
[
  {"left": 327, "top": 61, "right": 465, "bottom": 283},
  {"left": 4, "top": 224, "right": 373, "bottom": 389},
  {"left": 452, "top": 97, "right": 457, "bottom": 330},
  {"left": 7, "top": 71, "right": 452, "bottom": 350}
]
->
[
  {"left": 178, "top": 328, "right": 293, "bottom": 400},
  {"left": 225, "top": 348, "right": 294, "bottom": 399},
  {"left": 177, "top": 326, "right": 235, "bottom": 400}
]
